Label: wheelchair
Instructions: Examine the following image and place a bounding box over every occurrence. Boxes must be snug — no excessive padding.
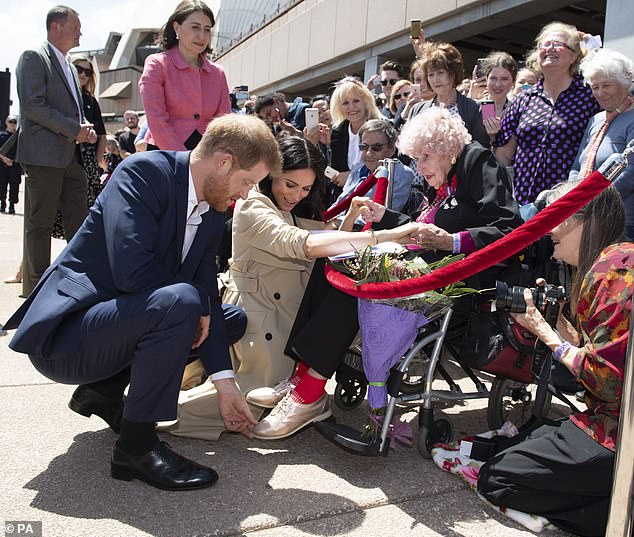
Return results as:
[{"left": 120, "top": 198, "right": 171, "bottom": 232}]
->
[{"left": 317, "top": 248, "right": 581, "bottom": 458}]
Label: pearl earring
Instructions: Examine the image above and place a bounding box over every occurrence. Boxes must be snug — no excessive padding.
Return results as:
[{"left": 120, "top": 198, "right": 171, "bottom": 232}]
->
[{"left": 176, "top": 34, "right": 180, "bottom": 40}]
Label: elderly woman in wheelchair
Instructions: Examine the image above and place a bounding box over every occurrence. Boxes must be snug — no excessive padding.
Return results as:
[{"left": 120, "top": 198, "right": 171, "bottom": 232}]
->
[{"left": 247, "top": 107, "right": 523, "bottom": 440}]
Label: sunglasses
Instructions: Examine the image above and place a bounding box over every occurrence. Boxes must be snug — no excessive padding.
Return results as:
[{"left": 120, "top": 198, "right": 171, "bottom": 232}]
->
[
  {"left": 538, "top": 40, "right": 573, "bottom": 52},
  {"left": 74, "top": 65, "right": 93, "bottom": 76},
  {"left": 394, "top": 91, "right": 411, "bottom": 100},
  {"left": 380, "top": 78, "right": 398, "bottom": 86},
  {"left": 359, "top": 143, "right": 388, "bottom": 152},
  {"left": 7, "top": 119, "right": 17, "bottom": 124}
]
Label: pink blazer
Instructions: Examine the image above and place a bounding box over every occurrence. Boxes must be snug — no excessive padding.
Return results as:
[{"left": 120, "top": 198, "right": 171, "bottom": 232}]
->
[{"left": 139, "top": 47, "right": 230, "bottom": 150}]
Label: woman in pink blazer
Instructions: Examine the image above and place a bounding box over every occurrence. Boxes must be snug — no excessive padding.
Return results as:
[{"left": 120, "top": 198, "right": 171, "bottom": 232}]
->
[{"left": 139, "top": 0, "right": 230, "bottom": 151}]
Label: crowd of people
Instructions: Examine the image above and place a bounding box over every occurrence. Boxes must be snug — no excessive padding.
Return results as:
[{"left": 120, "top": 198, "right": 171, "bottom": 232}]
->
[{"left": 1, "top": 2, "right": 633, "bottom": 537}]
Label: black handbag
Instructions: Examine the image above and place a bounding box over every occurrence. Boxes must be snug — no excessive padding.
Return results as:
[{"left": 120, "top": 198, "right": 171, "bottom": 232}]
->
[
  {"left": 184, "top": 129, "right": 202, "bottom": 150},
  {"left": 0, "top": 127, "right": 18, "bottom": 160}
]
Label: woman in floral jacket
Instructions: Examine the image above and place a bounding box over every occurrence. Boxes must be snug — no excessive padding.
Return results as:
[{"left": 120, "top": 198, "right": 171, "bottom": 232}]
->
[{"left": 478, "top": 180, "right": 634, "bottom": 537}]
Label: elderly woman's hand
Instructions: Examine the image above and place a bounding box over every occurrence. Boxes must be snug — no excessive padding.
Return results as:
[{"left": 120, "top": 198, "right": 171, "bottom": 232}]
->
[
  {"left": 348, "top": 197, "right": 386, "bottom": 223},
  {"left": 411, "top": 223, "right": 454, "bottom": 251}
]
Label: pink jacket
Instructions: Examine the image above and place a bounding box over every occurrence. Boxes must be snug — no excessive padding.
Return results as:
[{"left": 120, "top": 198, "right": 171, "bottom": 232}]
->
[{"left": 139, "top": 47, "right": 230, "bottom": 150}]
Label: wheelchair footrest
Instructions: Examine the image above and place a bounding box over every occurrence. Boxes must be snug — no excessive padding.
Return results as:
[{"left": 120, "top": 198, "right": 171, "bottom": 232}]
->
[{"left": 314, "top": 418, "right": 386, "bottom": 456}]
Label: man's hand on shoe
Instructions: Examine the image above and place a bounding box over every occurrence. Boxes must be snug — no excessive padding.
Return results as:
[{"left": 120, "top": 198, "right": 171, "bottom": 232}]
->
[{"left": 215, "top": 378, "right": 258, "bottom": 438}]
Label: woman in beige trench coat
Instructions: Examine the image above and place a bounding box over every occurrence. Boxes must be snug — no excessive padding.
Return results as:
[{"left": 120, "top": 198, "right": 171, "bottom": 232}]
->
[{"left": 164, "top": 136, "right": 422, "bottom": 440}]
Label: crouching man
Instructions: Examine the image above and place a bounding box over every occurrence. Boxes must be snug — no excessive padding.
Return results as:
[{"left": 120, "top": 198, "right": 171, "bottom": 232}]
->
[{"left": 3, "top": 114, "right": 281, "bottom": 490}]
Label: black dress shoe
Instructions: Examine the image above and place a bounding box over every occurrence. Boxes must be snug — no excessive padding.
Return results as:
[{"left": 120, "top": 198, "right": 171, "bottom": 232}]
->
[
  {"left": 68, "top": 385, "right": 124, "bottom": 434},
  {"left": 8, "top": 203, "right": 15, "bottom": 214},
  {"left": 111, "top": 441, "right": 218, "bottom": 490}
]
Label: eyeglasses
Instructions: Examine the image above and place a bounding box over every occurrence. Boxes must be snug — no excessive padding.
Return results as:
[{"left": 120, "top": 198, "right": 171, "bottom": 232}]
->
[
  {"left": 380, "top": 78, "right": 399, "bottom": 86},
  {"left": 393, "top": 91, "right": 411, "bottom": 100},
  {"left": 74, "top": 65, "right": 93, "bottom": 76},
  {"left": 538, "top": 40, "right": 573, "bottom": 52},
  {"left": 7, "top": 119, "right": 17, "bottom": 124},
  {"left": 359, "top": 143, "right": 388, "bottom": 152}
]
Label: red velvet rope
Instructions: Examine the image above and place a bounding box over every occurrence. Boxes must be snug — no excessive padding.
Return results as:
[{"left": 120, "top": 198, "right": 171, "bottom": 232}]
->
[
  {"left": 326, "top": 170, "right": 611, "bottom": 299},
  {"left": 322, "top": 173, "right": 377, "bottom": 221},
  {"left": 361, "top": 175, "right": 389, "bottom": 232}
]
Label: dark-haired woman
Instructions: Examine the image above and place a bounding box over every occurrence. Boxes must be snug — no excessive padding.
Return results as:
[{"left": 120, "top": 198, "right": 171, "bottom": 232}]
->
[
  {"left": 139, "top": 0, "right": 229, "bottom": 150},
  {"left": 167, "top": 137, "right": 422, "bottom": 439},
  {"left": 478, "top": 181, "right": 633, "bottom": 537},
  {"left": 408, "top": 42, "right": 489, "bottom": 147}
]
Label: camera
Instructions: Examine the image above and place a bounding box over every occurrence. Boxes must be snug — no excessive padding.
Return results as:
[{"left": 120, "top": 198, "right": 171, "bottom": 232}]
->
[
  {"left": 495, "top": 280, "right": 566, "bottom": 378},
  {"left": 495, "top": 280, "right": 565, "bottom": 314}
]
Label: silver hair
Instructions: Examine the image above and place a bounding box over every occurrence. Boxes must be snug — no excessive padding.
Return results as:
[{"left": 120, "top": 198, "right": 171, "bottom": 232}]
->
[
  {"left": 357, "top": 119, "right": 398, "bottom": 146},
  {"left": 580, "top": 48, "right": 634, "bottom": 89}
]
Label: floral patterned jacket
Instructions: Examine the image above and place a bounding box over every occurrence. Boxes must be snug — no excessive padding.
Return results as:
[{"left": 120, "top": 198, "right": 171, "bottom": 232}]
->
[{"left": 570, "top": 242, "right": 634, "bottom": 451}]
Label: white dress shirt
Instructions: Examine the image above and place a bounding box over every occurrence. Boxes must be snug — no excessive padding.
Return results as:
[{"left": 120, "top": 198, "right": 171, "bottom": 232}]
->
[
  {"left": 48, "top": 41, "right": 83, "bottom": 121},
  {"left": 184, "top": 169, "right": 234, "bottom": 381}
]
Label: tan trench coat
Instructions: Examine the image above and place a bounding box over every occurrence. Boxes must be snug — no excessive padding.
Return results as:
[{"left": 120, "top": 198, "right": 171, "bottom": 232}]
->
[{"left": 164, "top": 189, "right": 324, "bottom": 440}]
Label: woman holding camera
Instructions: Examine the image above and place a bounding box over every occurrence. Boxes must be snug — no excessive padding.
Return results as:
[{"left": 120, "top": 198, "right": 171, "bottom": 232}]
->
[{"left": 478, "top": 181, "right": 634, "bottom": 537}]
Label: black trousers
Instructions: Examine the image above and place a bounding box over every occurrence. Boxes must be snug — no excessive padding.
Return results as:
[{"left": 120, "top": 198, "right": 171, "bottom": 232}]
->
[
  {"left": 285, "top": 259, "right": 359, "bottom": 378},
  {"left": 477, "top": 419, "right": 615, "bottom": 537},
  {"left": 0, "top": 162, "right": 21, "bottom": 204},
  {"left": 29, "top": 283, "right": 247, "bottom": 423}
]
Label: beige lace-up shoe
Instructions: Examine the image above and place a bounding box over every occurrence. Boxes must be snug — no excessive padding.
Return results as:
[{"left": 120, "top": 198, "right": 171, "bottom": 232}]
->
[
  {"left": 246, "top": 379, "right": 294, "bottom": 409},
  {"left": 252, "top": 393, "right": 331, "bottom": 440}
]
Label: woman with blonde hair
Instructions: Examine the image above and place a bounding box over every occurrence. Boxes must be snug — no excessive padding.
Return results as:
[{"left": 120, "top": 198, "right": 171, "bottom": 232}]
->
[
  {"left": 326, "top": 77, "right": 382, "bottom": 205},
  {"left": 494, "top": 22, "right": 600, "bottom": 205}
]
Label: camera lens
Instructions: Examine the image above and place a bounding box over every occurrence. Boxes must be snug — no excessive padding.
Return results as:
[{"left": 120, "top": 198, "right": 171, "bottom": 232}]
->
[{"left": 495, "top": 280, "right": 528, "bottom": 313}]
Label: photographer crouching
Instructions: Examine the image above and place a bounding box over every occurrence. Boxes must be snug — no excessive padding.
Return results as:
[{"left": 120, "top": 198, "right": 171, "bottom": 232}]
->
[{"left": 477, "top": 180, "right": 634, "bottom": 537}]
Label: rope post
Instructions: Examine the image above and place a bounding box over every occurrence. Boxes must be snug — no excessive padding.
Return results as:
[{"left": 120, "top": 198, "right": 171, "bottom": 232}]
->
[
  {"left": 381, "top": 158, "right": 397, "bottom": 210},
  {"left": 605, "top": 295, "right": 634, "bottom": 537}
]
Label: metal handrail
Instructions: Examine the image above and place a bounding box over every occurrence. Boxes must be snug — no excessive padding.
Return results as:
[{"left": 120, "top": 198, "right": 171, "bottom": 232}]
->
[{"left": 605, "top": 294, "right": 634, "bottom": 537}]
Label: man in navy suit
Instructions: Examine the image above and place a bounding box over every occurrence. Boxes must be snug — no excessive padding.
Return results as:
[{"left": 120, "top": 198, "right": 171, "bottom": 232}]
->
[{"left": 4, "top": 114, "right": 282, "bottom": 491}]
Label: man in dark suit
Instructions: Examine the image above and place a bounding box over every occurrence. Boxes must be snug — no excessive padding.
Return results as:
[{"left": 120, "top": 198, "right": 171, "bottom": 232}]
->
[
  {"left": 4, "top": 113, "right": 282, "bottom": 490},
  {"left": 16, "top": 5, "right": 97, "bottom": 296}
]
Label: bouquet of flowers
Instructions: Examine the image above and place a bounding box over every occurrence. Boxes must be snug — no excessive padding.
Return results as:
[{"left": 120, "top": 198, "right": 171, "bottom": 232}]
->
[{"left": 329, "top": 246, "right": 481, "bottom": 417}]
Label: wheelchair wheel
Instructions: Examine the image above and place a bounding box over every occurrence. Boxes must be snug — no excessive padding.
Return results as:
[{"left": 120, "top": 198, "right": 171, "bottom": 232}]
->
[
  {"left": 487, "top": 377, "right": 552, "bottom": 430},
  {"left": 398, "top": 349, "right": 428, "bottom": 395},
  {"left": 334, "top": 378, "right": 367, "bottom": 410},
  {"left": 417, "top": 413, "right": 453, "bottom": 459}
]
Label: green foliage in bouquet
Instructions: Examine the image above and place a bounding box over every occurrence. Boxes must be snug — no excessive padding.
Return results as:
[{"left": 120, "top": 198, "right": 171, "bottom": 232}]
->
[{"left": 328, "top": 246, "right": 481, "bottom": 311}]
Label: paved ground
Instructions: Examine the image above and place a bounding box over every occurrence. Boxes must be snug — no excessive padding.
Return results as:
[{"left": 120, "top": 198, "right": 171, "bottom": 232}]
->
[{"left": 0, "top": 191, "right": 574, "bottom": 537}]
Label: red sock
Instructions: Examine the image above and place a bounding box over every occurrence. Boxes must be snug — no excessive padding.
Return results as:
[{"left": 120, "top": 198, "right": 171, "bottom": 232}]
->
[
  {"left": 290, "top": 372, "right": 327, "bottom": 404},
  {"left": 290, "top": 362, "right": 310, "bottom": 385}
]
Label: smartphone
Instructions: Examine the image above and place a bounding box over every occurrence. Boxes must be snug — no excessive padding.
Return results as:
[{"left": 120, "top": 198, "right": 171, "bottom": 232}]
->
[
  {"left": 410, "top": 83, "right": 421, "bottom": 100},
  {"left": 481, "top": 100, "right": 496, "bottom": 121},
  {"left": 324, "top": 166, "right": 339, "bottom": 180},
  {"left": 410, "top": 19, "right": 422, "bottom": 39},
  {"left": 475, "top": 58, "right": 487, "bottom": 79},
  {"left": 304, "top": 107, "right": 319, "bottom": 131},
  {"left": 235, "top": 90, "right": 249, "bottom": 102}
]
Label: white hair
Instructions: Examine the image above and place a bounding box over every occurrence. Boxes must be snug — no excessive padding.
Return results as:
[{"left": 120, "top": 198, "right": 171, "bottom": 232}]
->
[{"left": 580, "top": 48, "right": 634, "bottom": 89}]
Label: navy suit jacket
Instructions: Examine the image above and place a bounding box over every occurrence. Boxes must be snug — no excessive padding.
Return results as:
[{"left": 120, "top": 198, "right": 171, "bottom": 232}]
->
[{"left": 5, "top": 151, "right": 231, "bottom": 373}]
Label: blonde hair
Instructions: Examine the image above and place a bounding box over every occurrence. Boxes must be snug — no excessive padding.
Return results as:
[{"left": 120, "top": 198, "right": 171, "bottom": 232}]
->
[
  {"left": 389, "top": 80, "right": 412, "bottom": 115},
  {"left": 398, "top": 107, "right": 471, "bottom": 158},
  {"left": 195, "top": 114, "right": 282, "bottom": 176},
  {"left": 330, "top": 78, "right": 382, "bottom": 125},
  {"left": 72, "top": 55, "right": 96, "bottom": 95},
  {"left": 531, "top": 22, "right": 585, "bottom": 77}
]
